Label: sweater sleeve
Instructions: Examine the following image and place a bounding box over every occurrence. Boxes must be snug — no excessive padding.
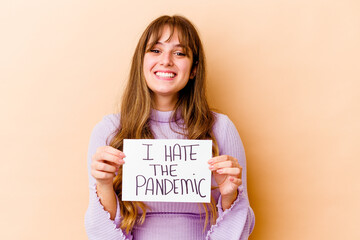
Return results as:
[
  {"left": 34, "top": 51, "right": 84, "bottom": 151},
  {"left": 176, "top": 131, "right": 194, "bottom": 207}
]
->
[
  {"left": 206, "top": 114, "right": 255, "bottom": 240},
  {"left": 84, "top": 115, "right": 133, "bottom": 240}
]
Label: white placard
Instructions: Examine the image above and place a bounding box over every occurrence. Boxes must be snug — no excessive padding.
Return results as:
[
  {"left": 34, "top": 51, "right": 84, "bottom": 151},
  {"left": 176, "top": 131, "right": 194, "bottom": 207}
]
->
[{"left": 122, "top": 139, "right": 212, "bottom": 203}]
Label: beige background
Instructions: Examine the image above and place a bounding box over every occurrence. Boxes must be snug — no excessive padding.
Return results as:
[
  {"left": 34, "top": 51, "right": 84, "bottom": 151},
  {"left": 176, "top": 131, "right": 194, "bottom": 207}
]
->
[{"left": 1, "top": 0, "right": 359, "bottom": 239}]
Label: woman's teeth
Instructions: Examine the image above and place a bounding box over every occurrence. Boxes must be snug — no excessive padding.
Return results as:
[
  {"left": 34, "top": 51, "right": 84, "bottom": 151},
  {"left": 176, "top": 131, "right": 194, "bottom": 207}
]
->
[{"left": 156, "top": 72, "right": 175, "bottom": 78}]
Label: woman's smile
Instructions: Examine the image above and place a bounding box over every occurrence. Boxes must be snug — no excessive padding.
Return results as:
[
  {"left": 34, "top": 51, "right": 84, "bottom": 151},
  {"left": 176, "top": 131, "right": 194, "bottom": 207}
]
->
[{"left": 154, "top": 70, "right": 177, "bottom": 80}]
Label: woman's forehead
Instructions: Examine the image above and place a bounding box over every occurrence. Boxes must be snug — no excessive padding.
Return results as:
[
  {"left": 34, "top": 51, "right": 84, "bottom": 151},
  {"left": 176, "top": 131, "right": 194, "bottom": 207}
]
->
[{"left": 148, "top": 25, "right": 187, "bottom": 46}]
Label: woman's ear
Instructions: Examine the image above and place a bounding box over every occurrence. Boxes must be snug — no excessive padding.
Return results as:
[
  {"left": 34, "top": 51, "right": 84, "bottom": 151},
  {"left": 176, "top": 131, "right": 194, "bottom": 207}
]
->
[{"left": 190, "top": 62, "right": 198, "bottom": 79}]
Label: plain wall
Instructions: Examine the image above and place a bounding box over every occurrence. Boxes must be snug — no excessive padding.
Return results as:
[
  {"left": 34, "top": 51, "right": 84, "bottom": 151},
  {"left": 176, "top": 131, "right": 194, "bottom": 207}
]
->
[{"left": 1, "top": 0, "right": 359, "bottom": 239}]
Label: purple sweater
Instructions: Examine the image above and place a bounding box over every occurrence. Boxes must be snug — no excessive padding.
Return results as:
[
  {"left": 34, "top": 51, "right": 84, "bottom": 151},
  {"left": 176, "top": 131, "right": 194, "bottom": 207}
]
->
[{"left": 85, "top": 110, "right": 255, "bottom": 240}]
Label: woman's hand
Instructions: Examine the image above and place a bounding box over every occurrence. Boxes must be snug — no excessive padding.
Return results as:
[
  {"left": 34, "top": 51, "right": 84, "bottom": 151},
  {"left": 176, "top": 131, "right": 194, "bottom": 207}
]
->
[
  {"left": 90, "top": 146, "right": 124, "bottom": 219},
  {"left": 91, "top": 146, "right": 125, "bottom": 187},
  {"left": 208, "top": 155, "right": 242, "bottom": 210}
]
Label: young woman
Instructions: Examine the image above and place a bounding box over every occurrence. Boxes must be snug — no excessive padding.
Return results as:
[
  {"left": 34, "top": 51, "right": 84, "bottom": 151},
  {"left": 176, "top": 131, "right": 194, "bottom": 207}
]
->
[{"left": 85, "top": 15, "right": 255, "bottom": 240}]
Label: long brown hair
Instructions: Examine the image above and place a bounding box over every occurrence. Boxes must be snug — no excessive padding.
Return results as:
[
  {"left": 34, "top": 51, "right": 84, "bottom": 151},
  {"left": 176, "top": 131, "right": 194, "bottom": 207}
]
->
[{"left": 110, "top": 15, "right": 219, "bottom": 233}]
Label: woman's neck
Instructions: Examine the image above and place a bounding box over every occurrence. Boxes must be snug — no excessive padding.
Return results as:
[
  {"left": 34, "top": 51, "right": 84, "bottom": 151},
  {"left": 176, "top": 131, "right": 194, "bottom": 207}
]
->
[{"left": 153, "top": 94, "right": 178, "bottom": 111}]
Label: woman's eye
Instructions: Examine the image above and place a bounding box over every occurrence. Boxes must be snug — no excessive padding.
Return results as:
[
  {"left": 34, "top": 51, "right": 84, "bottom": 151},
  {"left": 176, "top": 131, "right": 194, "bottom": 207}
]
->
[
  {"left": 175, "top": 52, "right": 186, "bottom": 56},
  {"left": 150, "top": 49, "right": 160, "bottom": 53}
]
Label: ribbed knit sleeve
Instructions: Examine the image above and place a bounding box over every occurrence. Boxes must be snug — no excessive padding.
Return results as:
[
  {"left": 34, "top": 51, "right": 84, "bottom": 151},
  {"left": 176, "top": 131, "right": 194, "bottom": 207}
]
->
[
  {"left": 206, "top": 114, "right": 255, "bottom": 240},
  {"left": 84, "top": 115, "right": 133, "bottom": 240}
]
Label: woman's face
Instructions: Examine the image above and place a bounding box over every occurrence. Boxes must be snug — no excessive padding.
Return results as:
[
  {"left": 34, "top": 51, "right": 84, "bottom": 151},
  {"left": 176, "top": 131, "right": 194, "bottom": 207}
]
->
[{"left": 143, "top": 26, "right": 195, "bottom": 110}]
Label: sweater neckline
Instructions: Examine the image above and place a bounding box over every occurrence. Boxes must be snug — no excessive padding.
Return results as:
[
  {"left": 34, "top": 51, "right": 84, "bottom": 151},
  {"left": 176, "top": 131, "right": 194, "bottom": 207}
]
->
[{"left": 150, "top": 109, "right": 181, "bottom": 123}]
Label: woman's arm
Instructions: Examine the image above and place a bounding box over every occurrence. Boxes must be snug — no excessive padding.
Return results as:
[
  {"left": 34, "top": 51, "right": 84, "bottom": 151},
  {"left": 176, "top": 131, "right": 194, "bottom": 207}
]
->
[
  {"left": 85, "top": 115, "right": 132, "bottom": 240},
  {"left": 95, "top": 183, "right": 117, "bottom": 219},
  {"left": 206, "top": 114, "right": 255, "bottom": 240}
]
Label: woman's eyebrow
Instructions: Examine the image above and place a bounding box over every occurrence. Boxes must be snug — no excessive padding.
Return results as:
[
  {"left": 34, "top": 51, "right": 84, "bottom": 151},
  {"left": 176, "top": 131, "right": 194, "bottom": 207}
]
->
[{"left": 155, "top": 42, "right": 186, "bottom": 48}]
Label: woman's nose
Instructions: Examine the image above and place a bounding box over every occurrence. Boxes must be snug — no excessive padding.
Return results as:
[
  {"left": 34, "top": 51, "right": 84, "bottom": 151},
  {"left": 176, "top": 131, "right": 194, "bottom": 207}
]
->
[{"left": 160, "top": 52, "right": 173, "bottom": 66}]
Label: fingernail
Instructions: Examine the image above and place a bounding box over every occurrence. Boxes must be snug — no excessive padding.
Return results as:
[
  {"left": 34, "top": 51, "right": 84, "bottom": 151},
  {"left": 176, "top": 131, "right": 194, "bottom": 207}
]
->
[{"left": 217, "top": 169, "right": 223, "bottom": 174}]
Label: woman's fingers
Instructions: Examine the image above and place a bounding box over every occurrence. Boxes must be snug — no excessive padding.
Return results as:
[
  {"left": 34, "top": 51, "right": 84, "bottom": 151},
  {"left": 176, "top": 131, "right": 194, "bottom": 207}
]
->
[
  {"left": 93, "top": 147, "right": 125, "bottom": 166},
  {"left": 92, "top": 161, "right": 118, "bottom": 173},
  {"left": 208, "top": 155, "right": 243, "bottom": 203},
  {"left": 229, "top": 176, "right": 242, "bottom": 186},
  {"left": 91, "top": 169, "right": 115, "bottom": 180},
  {"left": 216, "top": 167, "right": 241, "bottom": 176},
  {"left": 209, "top": 161, "right": 234, "bottom": 170},
  {"left": 208, "top": 155, "right": 243, "bottom": 188},
  {"left": 91, "top": 146, "right": 125, "bottom": 183},
  {"left": 208, "top": 155, "right": 237, "bottom": 165},
  {"left": 101, "top": 146, "right": 125, "bottom": 158},
  {"left": 208, "top": 155, "right": 240, "bottom": 173}
]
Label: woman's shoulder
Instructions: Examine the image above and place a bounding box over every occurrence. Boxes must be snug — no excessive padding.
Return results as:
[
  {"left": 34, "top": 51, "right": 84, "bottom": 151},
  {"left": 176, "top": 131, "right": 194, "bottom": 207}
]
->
[
  {"left": 211, "top": 111, "right": 241, "bottom": 143},
  {"left": 90, "top": 113, "right": 121, "bottom": 144},
  {"left": 101, "top": 113, "right": 121, "bottom": 126},
  {"left": 212, "top": 111, "right": 234, "bottom": 130},
  {"left": 93, "top": 113, "right": 120, "bottom": 130}
]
